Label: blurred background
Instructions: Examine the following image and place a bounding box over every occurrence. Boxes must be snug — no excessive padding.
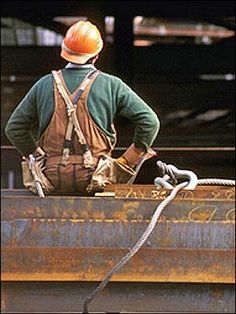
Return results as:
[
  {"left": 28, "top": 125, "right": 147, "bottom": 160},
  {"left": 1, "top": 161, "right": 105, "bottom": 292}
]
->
[{"left": 1, "top": 0, "right": 235, "bottom": 188}]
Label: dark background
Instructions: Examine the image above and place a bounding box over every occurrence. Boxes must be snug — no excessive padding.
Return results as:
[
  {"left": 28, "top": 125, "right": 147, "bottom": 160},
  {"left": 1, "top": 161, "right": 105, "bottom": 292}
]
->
[{"left": 1, "top": 1, "right": 235, "bottom": 188}]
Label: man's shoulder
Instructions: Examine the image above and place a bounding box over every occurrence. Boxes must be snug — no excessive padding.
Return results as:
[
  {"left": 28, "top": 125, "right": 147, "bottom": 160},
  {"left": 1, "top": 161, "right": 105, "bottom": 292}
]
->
[
  {"left": 30, "top": 73, "right": 54, "bottom": 92},
  {"left": 99, "top": 71, "right": 122, "bottom": 82},
  {"left": 36, "top": 73, "right": 53, "bottom": 84}
]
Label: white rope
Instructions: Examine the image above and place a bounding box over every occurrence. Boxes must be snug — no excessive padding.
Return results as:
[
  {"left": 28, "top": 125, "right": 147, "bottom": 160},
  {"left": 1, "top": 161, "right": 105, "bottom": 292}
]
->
[
  {"left": 197, "top": 178, "right": 235, "bottom": 186},
  {"left": 155, "top": 160, "right": 235, "bottom": 189}
]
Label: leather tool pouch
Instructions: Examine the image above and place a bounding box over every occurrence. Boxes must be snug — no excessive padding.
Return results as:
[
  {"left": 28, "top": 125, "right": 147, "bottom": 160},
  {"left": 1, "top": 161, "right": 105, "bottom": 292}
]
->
[
  {"left": 86, "top": 155, "right": 136, "bottom": 193},
  {"left": 21, "top": 157, "right": 55, "bottom": 194}
]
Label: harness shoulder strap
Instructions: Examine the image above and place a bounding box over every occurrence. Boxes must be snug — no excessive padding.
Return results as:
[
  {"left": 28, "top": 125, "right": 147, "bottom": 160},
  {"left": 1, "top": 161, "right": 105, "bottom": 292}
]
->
[{"left": 52, "top": 69, "right": 100, "bottom": 167}]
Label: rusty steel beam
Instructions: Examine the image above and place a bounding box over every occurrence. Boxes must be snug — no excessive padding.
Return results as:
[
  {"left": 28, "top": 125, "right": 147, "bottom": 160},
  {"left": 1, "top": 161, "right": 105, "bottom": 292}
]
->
[
  {"left": 1, "top": 186, "right": 235, "bottom": 279},
  {"left": 1, "top": 185, "right": 235, "bottom": 313},
  {"left": 1, "top": 219, "right": 235, "bottom": 249},
  {"left": 1, "top": 281, "right": 235, "bottom": 313},
  {"left": 2, "top": 185, "right": 235, "bottom": 200},
  {"left": 1, "top": 188, "right": 235, "bottom": 251},
  {"left": 104, "top": 184, "right": 235, "bottom": 200},
  {"left": 1, "top": 187, "right": 235, "bottom": 222},
  {"left": 1, "top": 247, "right": 235, "bottom": 283}
]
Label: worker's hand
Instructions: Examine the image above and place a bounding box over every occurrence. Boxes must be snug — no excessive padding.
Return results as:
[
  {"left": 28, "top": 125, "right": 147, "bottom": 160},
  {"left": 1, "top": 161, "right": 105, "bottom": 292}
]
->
[
  {"left": 24, "top": 147, "right": 46, "bottom": 161},
  {"left": 32, "top": 147, "right": 46, "bottom": 159},
  {"left": 116, "top": 155, "right": 135, "bottom": 169},
  {"left": 117, "top": 144, "right": 157, "bottom": 170},
  {"left": 117, "top": 144, "right": 145, "bottom": 168},
  {"left": 86, "top": 155, "right": 136, "bottom": 193}
]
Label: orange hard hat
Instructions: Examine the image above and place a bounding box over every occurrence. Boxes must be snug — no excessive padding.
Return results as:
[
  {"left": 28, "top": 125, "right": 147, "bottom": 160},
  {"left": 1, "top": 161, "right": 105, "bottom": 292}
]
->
[{"left": 61, "top": 20, "right": 103, "bottom": 64}]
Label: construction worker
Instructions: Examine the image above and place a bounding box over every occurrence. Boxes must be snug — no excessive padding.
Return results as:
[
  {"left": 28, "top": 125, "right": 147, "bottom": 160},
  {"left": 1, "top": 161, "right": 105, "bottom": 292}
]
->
[{"left": 5, "top": 20, "right": 160, "bottom": 195}]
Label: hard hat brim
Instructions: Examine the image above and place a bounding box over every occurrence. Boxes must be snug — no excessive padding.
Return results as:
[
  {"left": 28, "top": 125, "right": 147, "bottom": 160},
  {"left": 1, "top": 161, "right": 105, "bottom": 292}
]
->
[{"left": 60, "top": 41, "right": 103, "bottom": 64}]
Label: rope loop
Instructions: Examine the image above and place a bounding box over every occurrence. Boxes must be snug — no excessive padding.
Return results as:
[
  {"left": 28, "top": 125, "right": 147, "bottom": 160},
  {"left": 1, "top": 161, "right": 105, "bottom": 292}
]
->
[{"left": 155, "top": 160, "right": 198, "bottom": 190}]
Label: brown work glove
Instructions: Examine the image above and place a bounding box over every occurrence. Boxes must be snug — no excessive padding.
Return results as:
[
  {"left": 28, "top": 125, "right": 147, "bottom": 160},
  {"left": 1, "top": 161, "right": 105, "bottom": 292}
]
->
[
  {"left": 117, "top": 143, "right": 146, "bottom": 168},
  {"left": 86, "top": 145, "right": 157, "bottom": 193},
  {"left": 86, "top": 155, "right": 136, "bottom": 193}
]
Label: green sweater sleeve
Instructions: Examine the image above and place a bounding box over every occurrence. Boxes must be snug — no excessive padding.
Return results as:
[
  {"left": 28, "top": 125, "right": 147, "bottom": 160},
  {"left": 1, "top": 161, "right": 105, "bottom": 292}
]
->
[
  {"left": 116, "top": 79, "right": 160, "bottom": 152},
  {"left": 5, "top": 83, "right": 39, "bottom": 156}
]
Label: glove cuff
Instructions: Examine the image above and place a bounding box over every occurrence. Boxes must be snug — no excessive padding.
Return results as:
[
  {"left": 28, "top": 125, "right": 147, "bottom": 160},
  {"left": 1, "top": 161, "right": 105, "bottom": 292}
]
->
[{"left": 122, "top": 144, "right": 145, "bottom": 167}]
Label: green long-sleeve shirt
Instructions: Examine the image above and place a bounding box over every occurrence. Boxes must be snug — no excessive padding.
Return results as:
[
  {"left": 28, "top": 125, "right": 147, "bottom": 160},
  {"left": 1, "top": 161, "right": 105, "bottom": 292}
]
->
[{"left": 5, "top": 66, "right": 160, "bottom": 156}]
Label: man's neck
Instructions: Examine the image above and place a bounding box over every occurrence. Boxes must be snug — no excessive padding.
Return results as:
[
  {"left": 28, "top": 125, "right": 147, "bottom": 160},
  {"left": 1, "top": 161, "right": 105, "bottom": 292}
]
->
[{"left": 65, "top": 63, "right": 96, "bottom": 69}]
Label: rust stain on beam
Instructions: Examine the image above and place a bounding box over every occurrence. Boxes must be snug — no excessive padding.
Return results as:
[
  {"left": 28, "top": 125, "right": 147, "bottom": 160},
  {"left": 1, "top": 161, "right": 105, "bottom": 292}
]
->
[
  {"left": 1, "top": 190, "right": 234, "bottom": 222},
  {"left": 1, "top": 219, "right": 234, "bottom": 249},
  {"left": 2, "top": 247, "right": 235, "bottom": 283},
  {"left": 105, "top": 184, "right": 235, "bottom": 201}
]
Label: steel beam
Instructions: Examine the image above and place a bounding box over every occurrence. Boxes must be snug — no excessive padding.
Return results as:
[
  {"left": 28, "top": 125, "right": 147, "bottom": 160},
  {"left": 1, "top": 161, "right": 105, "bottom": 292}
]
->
[
  {"left": 2, "top": 247, "right": 235, "bottom": 283},
  {"left": 1, "top": 281, "right": 235, "bottom": 313},
  {"left": 1, "top": 185, "right": 235, "bottom": 312}
]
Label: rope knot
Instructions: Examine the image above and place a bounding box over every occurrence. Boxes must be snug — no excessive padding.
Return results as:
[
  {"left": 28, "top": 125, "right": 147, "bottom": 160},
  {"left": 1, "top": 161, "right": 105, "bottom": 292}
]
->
[
  {"left": 155, "top": 160, "right": 198, "bottom": 190},
  {"left": 157, "top": 161, "right": 178, "bottom": 185}
]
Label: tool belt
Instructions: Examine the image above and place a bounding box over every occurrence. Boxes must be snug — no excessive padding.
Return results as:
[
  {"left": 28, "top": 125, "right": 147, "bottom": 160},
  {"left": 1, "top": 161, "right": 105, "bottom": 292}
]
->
[
  {"left": 21, "top": 153, "right": 136, "bottom": 195},
  {"left": 86, "top": 155, "right": 136, "bottom": 193}
]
